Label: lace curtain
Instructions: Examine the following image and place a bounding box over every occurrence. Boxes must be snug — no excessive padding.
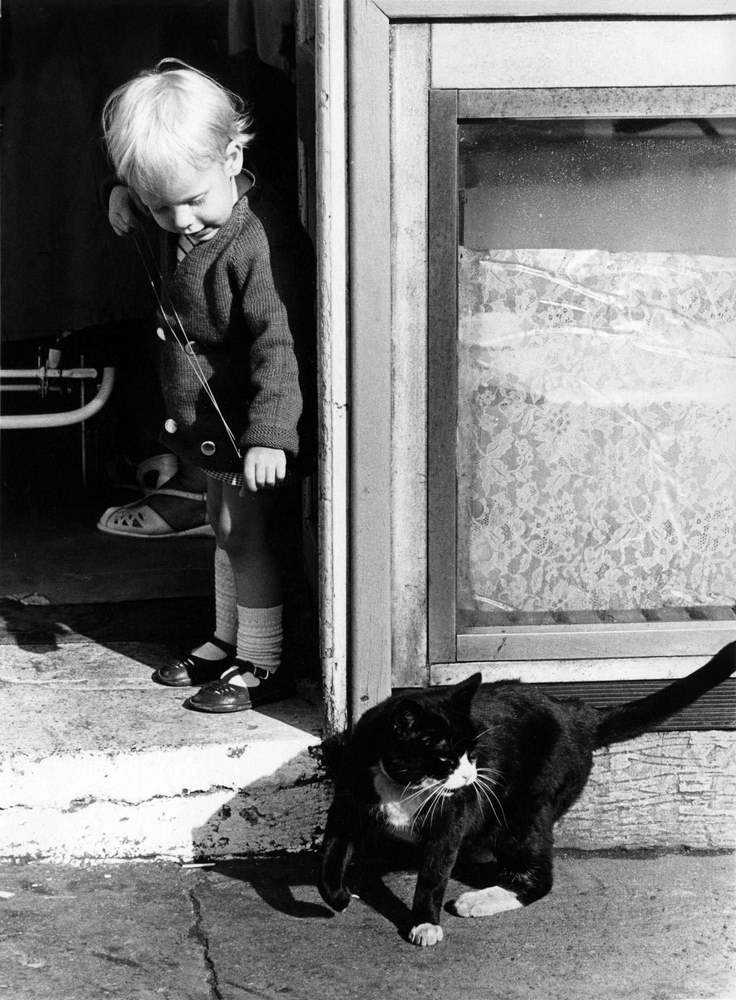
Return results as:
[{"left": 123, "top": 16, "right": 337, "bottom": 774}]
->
[{"left": 457, "top": 248, "right": 736, "bottom": 616}]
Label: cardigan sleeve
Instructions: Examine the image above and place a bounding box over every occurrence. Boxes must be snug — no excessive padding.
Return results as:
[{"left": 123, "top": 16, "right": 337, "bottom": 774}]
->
[{"left": 237, "top": 227, "right": 303, "bottom": 456}]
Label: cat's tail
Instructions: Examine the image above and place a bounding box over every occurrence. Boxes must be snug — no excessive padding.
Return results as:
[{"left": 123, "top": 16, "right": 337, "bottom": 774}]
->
[{"left": 594, "top": 640, "right": 735, "bottom": 748}]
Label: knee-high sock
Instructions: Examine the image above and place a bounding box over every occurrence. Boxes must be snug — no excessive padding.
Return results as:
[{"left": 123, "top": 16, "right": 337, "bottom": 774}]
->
[
  {"left": 224, "top": 605, "right": 283, "bottom": 686},
  {"left": 236, "top": 604, "right": 283, "bottom": 671}
]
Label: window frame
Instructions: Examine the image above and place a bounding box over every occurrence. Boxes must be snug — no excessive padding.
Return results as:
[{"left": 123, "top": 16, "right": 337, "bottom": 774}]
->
[{"left": 427, "top": 84, "right": 736, "bottom": 668}]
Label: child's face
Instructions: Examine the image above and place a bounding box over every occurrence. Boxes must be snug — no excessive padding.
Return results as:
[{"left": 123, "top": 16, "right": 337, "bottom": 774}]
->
[{"left": 137, "top": 147, "right": 241, "bottom": 239}]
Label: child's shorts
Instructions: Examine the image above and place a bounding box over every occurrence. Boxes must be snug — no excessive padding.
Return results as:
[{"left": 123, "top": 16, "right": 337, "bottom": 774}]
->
[{"left": 202, "top": 466, "right": 298, "bottom": 490}]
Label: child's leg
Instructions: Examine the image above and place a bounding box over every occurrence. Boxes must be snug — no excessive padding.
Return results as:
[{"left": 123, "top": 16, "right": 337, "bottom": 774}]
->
[
  {"left": 152, "top": 483, "right": 236, "bottom": 686},
  {"left": 183, "top": 480, "right": 288, "bottom": 712},
  {"left": 190, "top": 544, "right": 238, "bottom": 659},
  {"left": 218, "top": 481, "right": 283, "bottom": 680},
  {"left": 210, "top": 480, "right": 282, "bottom": 608}
]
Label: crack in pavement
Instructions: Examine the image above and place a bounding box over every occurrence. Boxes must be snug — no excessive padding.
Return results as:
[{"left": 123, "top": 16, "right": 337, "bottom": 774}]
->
[{"left": 188, "top": 886, "right": 223, "bottom": 1000}]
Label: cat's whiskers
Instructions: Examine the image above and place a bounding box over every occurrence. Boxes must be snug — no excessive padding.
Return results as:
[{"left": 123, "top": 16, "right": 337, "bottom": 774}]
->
[
  {"left": 476, "top": 768, "right": 503, "bottom": 791},
  {"left": 431, "top": 787, "right": 447, "bottom": 825},
  {"left": 474, "top": 773, "right": 507, "bottom": 827},
  {"left": 473, "top": 777, "right": 503, "bottom": 825},
  {"left": 400, "top": 779, "right": 443, "bottom": 806},
  {"left": 413, "top": 784, "right": 441, "bottom": 820},
  {"left": 475, "top": 767, "right": 503, "bottom": 787},
  {"left": 411, "top": 783, "right": 446, "bottom": 831},
  {"left": 471, "top": 781, "right": 485, "bottom": 818},
  {"left": 409, "top": 793, "right": 432, "bottom": 830},
  {"left": 425, "top": 785, "right": 447, "bottom": 828},
  {"left": 402, "top": 779, "right": 443, "bottom": 829},
  {"left": 476, "top": 764, "right": 503, "bottom": 779}
]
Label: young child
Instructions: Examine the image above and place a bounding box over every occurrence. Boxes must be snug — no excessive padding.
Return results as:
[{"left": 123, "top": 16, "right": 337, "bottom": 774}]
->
[{"left": 102, "top": 59, "right": 313, "bottom": 713}]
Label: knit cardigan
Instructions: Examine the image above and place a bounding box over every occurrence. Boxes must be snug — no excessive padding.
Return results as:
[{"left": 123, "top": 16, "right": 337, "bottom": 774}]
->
[{"left": 157, "top": 178, "right": 309, "bottom": 476}]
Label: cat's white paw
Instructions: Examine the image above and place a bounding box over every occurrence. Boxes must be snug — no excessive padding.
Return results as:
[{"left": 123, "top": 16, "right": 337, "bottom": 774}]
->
[
  {"left": 451, "top": 886, "right": 522, "bottom": 918},
  {"left": 408, "top": 922, "right": 444, "bottom": 947}
]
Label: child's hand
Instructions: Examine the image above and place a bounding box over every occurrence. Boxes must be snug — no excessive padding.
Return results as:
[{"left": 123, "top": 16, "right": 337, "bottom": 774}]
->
[
  {"left": 242, "top": 447, "right": 287, "bottom": 493},
  {"left": 108, "top": 185, "right": 139, "bottom": 236}
]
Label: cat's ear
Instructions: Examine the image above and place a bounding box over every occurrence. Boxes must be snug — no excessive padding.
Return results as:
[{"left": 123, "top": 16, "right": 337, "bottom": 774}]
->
[
  {"left": 449, "top": 672, "right": 483, "bottom": 715},
  {"left": 391, "top": 699, "right": 420, "bottom": 740}
]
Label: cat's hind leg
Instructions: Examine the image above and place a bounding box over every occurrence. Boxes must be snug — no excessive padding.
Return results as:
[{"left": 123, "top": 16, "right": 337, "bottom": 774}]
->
[
  {"left": 450, "top": 884, "right": 523, "bottom": 917},
  {"left": 450, "top": 859, "right": 550, "bottom": 918},
  {"left": 451, "top": 816, "right": 554, "bottom": 917}
]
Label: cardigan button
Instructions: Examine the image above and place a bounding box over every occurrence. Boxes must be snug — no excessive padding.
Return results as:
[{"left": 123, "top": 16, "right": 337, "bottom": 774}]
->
[
  {"left": 156, "top": 327, "right": 166, "bottom": 341},
  {"left": 164, "top": 419, "right": 178, "bottom": 434},
  {"left": 200, "top": 440, "right": 216, "bottom": 456}
]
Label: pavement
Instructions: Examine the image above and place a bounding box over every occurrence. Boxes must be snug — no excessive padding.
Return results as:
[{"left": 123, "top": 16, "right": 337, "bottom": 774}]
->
[{"left": 0, "top": 851, "right": 733, "bottom": 1000}]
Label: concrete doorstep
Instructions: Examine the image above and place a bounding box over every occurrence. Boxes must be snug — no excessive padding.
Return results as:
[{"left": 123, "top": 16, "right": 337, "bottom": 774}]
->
[{"left": 0, "top": 640, "right": 328, "bottom": 862}]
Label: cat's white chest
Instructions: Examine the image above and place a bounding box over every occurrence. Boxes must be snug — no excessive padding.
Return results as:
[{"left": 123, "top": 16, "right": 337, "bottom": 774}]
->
[{"left": 371, "top": 766, "right": 424, "bottom": 843}]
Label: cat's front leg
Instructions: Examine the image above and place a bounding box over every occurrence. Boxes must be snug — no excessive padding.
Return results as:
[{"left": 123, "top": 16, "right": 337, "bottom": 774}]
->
[
  {"left": 318, "top": 797, "right": 356, "bottom": 912},
  {"left": 408, "top": 921, "right": 444, "bottom": 947},
  {"left": 408, "top": 834, "right": 462, "bottom": 946}
]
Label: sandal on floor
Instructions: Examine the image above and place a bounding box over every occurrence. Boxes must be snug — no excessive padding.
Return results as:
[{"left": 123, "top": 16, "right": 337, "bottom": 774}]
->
[
  {"left": 153, "top": 636, "right": 236, "bottom": 687},
  {"left": 96, "top": 488, "right": 214, "bottom": 539},
  {"left": 183, "top": 662, "right": 294, "bottom": 713}
]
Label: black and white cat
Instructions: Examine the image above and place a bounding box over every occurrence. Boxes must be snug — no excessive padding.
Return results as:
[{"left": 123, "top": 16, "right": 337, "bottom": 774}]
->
[{"left": 318, "top": 641, "right": 735, "bottom": 946}]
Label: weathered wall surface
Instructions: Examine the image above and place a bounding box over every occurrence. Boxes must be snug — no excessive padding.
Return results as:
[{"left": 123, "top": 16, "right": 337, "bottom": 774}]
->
[{"left": 555, "top": 731, "right": 736, "bottom": 849}]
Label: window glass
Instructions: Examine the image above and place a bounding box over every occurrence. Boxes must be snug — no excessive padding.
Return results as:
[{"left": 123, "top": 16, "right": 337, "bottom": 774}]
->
[{"left": 457, "top": 118, "right": 736, "bottom": 628}]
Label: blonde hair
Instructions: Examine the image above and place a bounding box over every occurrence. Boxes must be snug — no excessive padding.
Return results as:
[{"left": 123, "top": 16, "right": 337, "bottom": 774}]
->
[{"left": 102, "top": 58, "right": 254, "bottom": 196}]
